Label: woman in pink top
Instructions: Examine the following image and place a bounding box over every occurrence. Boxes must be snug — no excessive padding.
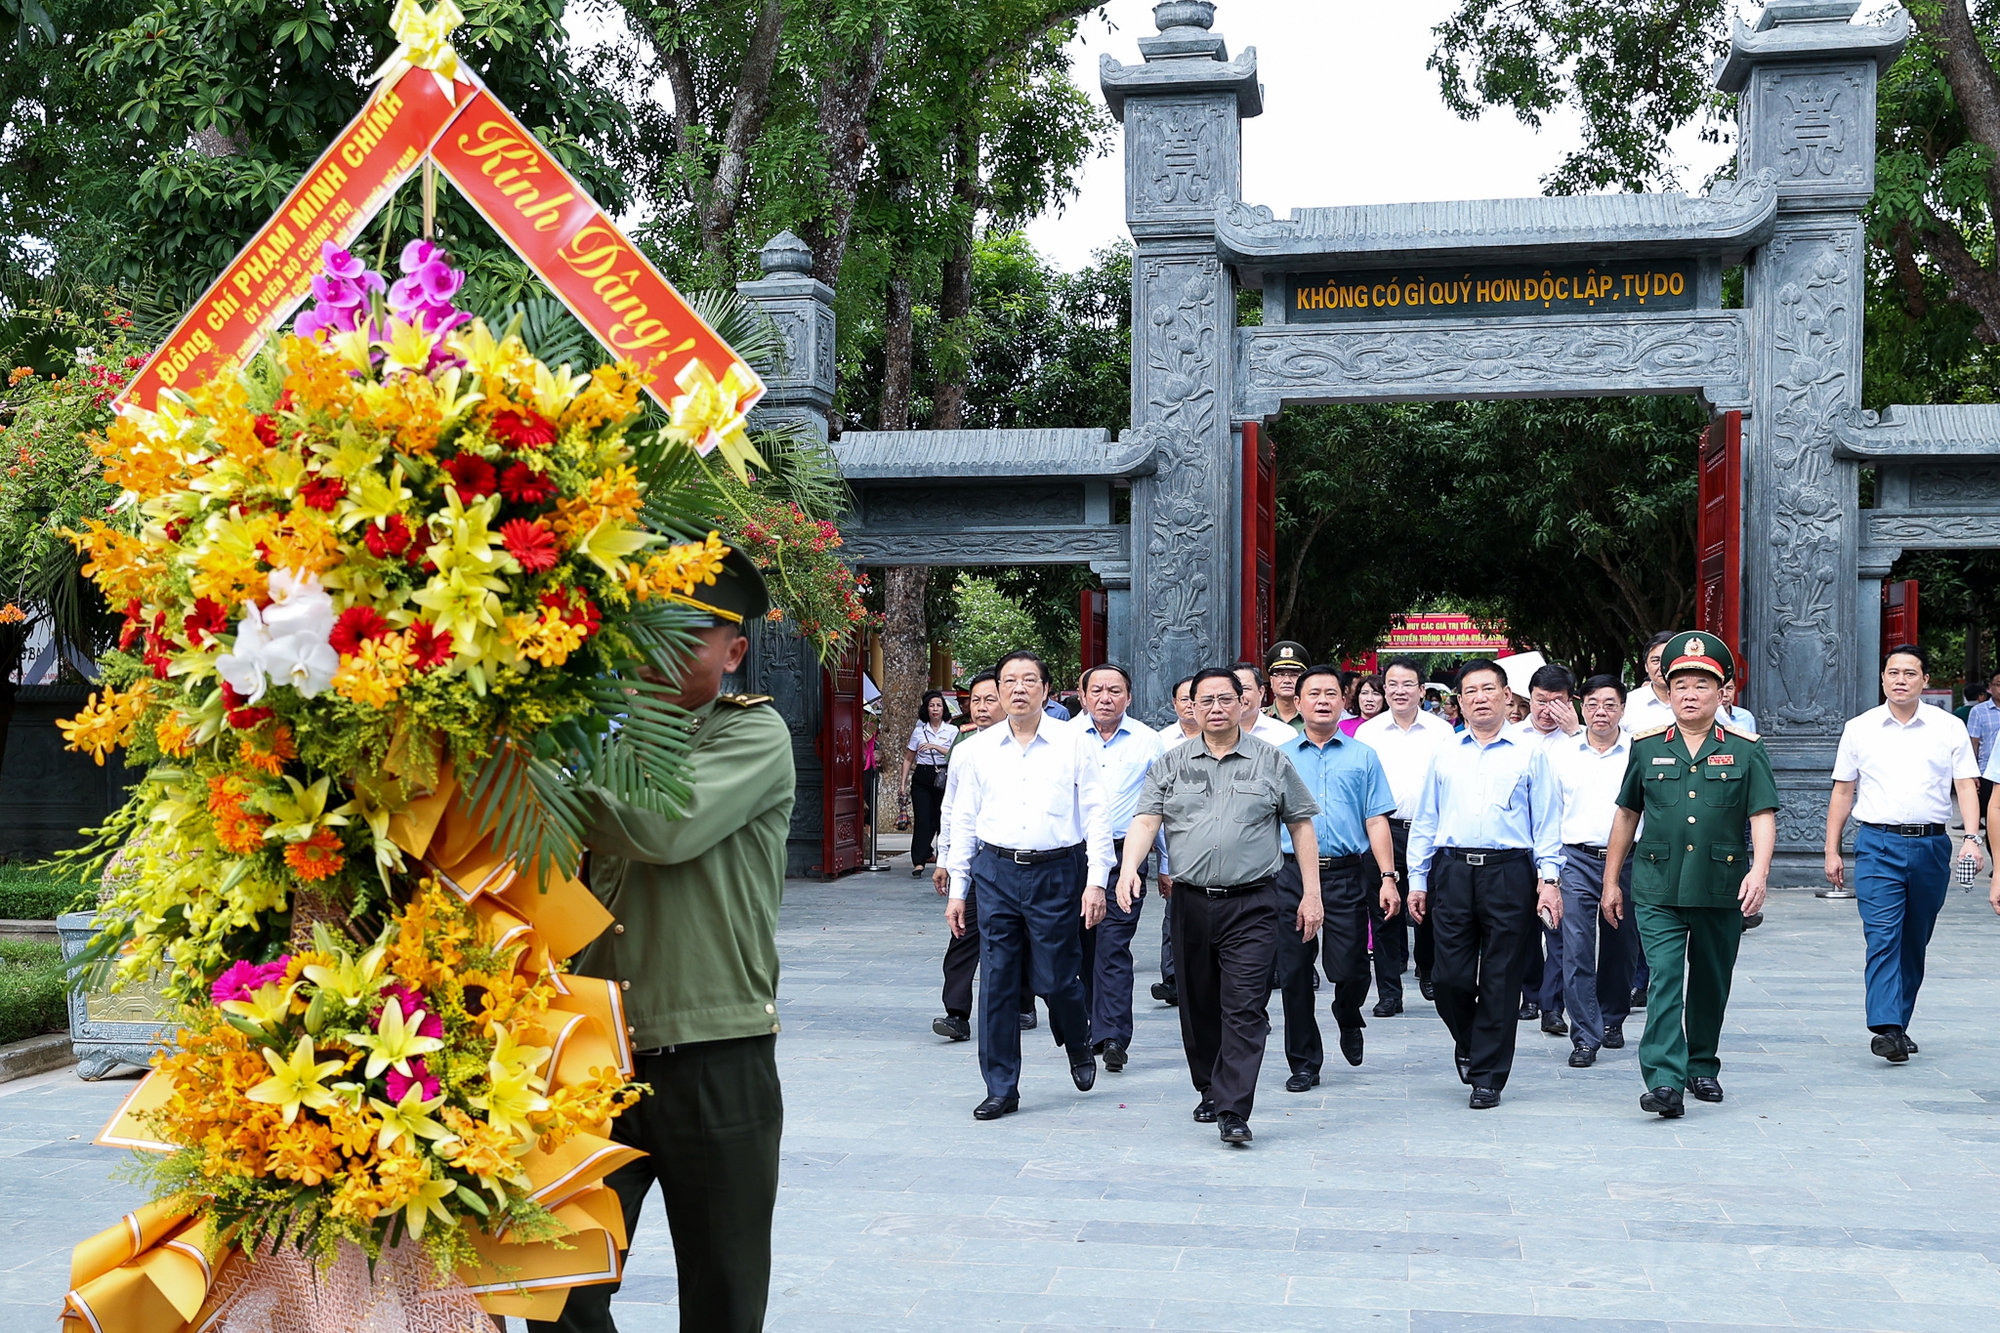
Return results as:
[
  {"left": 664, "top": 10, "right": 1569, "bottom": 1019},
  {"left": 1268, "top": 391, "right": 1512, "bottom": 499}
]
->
[{"left": 1340, "top": 673, "right": 1386, "bottom": 737}]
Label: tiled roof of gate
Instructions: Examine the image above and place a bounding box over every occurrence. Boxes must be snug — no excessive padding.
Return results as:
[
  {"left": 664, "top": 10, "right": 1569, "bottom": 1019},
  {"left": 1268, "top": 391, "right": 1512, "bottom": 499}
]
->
[
  {"left": 1832, "top": 405, "right": 2000, "bottom": 461},
  {"left": 831, "top": 428, "right": 1153, "bottom": 481}
]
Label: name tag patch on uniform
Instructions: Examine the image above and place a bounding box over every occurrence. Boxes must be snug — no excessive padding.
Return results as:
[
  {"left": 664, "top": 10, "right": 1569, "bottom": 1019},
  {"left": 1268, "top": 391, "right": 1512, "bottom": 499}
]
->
[
  {"left": 1708, "top": 755, "right": 1735, "bottom": 766},
  {"left": 1651, "top": 757, "right": 1677, "bottom": 765}
]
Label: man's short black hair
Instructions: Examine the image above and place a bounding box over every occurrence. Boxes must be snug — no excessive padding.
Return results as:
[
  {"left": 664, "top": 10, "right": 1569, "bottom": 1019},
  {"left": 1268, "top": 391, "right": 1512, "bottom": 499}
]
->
[
  {"left": 1297, "top": 663, "right": 1343, "bottom": 691},
  {"left": 1079, "top": 662, "right": 1132, "bottom": 692},
  {"left": 1528, "top": 663, "right": 1575, "bottom": 696},
  {"left": 1580, "top": 673, "right": 1628, "bottom": 702},
  {"left": 1456, "top": 657, "right": 1506, "bottom": 691},
  {"left": 1190, "top": 667, "right": 1243, "bottom": 702},
  {"left": 1885, "top": 643, "right": 1928, "bottom": 673},
  {"left": 1231, "top": 661, "right": 1266, "bottom": 689},
  {"left": 1646, "top": 631, "right": 1676, "bottom": 653},
  {"left": 967, "top": 670, "right": 999, "bottom": 692},
  {"left": 1382, "top": 655, "right": 1424, "bottom": 682},
  {"left": 1172, "top": 675, "right": 1195, "bottom": 700},
  {"left": 995, "top": 649, "right": 1050, "bottom": 687}
]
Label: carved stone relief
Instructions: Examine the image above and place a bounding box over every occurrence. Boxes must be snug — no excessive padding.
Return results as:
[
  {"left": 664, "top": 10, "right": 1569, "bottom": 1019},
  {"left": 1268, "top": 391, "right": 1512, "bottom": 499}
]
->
[
  {"left": 1767, "top": 70, "right": 1865, "bottom": 183},
  {"left": 843, "top": 527, "right": 1129, "bottom": 565},
  {"left": 1774, "top": 783, "right": 1832, "bottom": 852},
  {"left": 1129, "top": 100, "right": 1231, "bottom": 217},
  {"left": 861, "top": 483, "right": 1085, "bottom": 530},
  {"left": 1866, "top": 514, "right": 2000, "bottom": 546},
  {"left": 1910, "top": 465, "right": 2000, "bottom": 508}
]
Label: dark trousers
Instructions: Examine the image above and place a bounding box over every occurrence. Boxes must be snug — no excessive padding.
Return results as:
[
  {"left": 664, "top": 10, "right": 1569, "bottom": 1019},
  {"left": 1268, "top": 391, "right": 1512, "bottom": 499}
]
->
[
  {"left": 1557, "top": 845, "right": 1637, "bottom": 1049},
  {"left": 943, "top": 885, "right": 981, "bottom": 1016},
  {"left": 1088, "top": 851, "right": 1147, "bottom": 1051},
  {"left": 1854, "top": 825, "right": 1952, "bottom": 1032},
  {"left": 910, "top": 773, "right": 945, "bottom": 865},
  {"left": 1274, "top": 856, "right": 1370, "bottom": 1076},
  {"left": 1523, "top": 924, "right": 1565, "bottom": 1016},
  {"left": 973, "top": 845, "right": 1091, "bottom": 1098},
  {"left": 1173, "top": 880, "right": 1281, "bottom": 1118},
  {"left": 530, "top": 1036, "right": 782, "bottom": 1333},
  {"left": 1428, "top": 851, "right": 1540, "bottom": 1089},
  {"left": 1159, "top": 892, "right": 1175, "bottom": 983},
  {"left": 1370, "top": 823, "right": 1412, "bottom": 1004},
  {"left": 1401, "top": 822, "right": 1435, "bottom": 979},
  {"left": 1051, "top": 875, "right": 1100, "bottom": 1049}
]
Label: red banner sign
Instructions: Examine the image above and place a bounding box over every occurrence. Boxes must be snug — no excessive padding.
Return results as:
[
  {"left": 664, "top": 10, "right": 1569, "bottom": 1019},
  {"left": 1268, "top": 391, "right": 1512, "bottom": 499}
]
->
[
  {"left": 426, "top": 89, "right": 761, "bottom": 415},
  {"left": 1382, "top": 614, "right": 1512, "bottom": 653},
  {"left": 120, "top": 71, "right": 469, "bottom": 412}
]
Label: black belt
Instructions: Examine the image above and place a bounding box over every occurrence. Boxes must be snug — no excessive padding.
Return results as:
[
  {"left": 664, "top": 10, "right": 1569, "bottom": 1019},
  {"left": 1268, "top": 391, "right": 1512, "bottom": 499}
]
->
[
  {"left": 1862, "top": 822, "right": 1948, "bottom": 837},
  {"left": 1284, "top": 851, "right": 1365, "bottom": 872},
  {"left": 1178, "top": 877, "right": 1272, "bottom": 898},
  {"left": 1389, "top": 818, "right": 1413, "bottom": 832},
  {"left": 983, "top": 842, "right": 1084, "bottom": 865},
  {"left": 1565, "top": 842, "right": 1608, "bottom": 858},
  {"left": 1439, "top": 847, "right": 1529, "bottom": 867}
]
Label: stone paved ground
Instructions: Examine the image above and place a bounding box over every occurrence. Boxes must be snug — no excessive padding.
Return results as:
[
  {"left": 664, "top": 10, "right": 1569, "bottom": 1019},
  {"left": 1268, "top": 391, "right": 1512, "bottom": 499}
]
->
[{"left": 10, "top": 878, "right": 2000, "bottom": 1332}]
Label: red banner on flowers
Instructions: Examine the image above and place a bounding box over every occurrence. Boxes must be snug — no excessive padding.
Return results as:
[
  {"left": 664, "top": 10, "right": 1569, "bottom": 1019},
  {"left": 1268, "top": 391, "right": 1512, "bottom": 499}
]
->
[
  {"left": 119, "top": 70, "right": 469, "bottom": 413},
  {"left": 427, "top": 88, "right": 762, "bottom": 414}
]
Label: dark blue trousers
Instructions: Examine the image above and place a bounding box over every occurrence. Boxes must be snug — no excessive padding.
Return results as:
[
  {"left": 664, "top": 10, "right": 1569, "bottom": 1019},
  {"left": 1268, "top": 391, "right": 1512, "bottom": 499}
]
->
[
  {"left": 1089, "top": 858, "right": 1146, "bottom": 1052},
  {"left": 974, "top": 845, "right": 1092, "bottom": 1099},
  {"left": 1854, "top": 825, "right": 1952, "bottom": 1032}
]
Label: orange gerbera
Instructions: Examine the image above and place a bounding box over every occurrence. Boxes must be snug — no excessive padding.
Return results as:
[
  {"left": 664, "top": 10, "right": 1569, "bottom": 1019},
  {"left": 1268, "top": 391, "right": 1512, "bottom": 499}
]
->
[
  {"left": 239, "top": 723, "right": 297, "bottom": 776},
  {"left": 208, "top": 775, "right": 273, "bottom": 855},
  {"left": 284, "top": 827, "right": 346, "bottom": 883}
]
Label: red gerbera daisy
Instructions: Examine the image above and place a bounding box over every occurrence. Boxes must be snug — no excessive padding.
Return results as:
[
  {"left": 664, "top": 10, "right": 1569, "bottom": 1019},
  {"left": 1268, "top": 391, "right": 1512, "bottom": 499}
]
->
[
  {"left": 499, "top": 518, "right": 559, "bottom": 573},
  {"left": 440, "top": 453, "right": 497, "bottom": 499},
  {"left": 497, "top": 462, "right": 558, "bottom": 506},
  {"left": 183, "top": 597, "right": 229, "bottom": 647},
  {"left": 407, "top": 621, "right": 454, "bottom": 671},
  {"left": 299, "top": 474, "right": 347, "bottom": 511},
  {"left": 253, "top": 414, "right": 279, "bottom": 448},
  {"left": 329, "top": 606, "right": 393, "bottom": 656},
  {"left": 490, "top": 409, "right": 557, "bottom": 450},
  {"left": 541, "top": 587, "right": 601, "bottom": 638},
  {"left": 219, "top": 684, "right": 273, "bottom": 729},
  {"left": 118, "top": 599, "right": 144, "bottom": 651},
  {"left": 363, "top": 513, "right": 416, "bottom": 559}
]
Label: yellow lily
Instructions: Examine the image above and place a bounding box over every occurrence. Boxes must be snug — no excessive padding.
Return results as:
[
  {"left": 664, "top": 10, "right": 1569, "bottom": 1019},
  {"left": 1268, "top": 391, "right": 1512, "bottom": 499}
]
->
[
  {"left": 326, "top": 326, "right": 376, "bottom": 377},
  {"left": 376, "top": 315, "right": 438, "bottom": 376},
  {"left": 447, "top": 319, "right": 512, "bottom": 381},
  {"left": 300, "top": 936, "right": 388, "bottom": 1007},
  {"left": 219, "top": 979, "right": 300, "bottom": 1031},
  {"left": 432, "top": 365, "right": 484, "bottom": 426},
  {"left": 670, "top": 359, "right": 765, "bottom": 481},
  {"left": 469, "top": 1024, "right": 552, "bottom": 1140},
  {"left": 573, "top": 518, "right": 659, "bottom": 579},
  {"left": 368, "top": 1085, "right": 458, "bottom": 1154},
  {"left": 339, "top": 464, "right": 413, "bottom": 532},
  {"left": 400, "top": 1167, "right": 460, "bottom": 1240},
  {"left": 423, "top": 485, "right": 509, "bottom": 578},
  {"left": 527, "top": 359, "right": 584, "bottom": 420},
  {"left": 245, "top": 1036, "right": 346, "bottom": 1125},
  {"left": 343, "top": 997, "right": 445, "bottom": 1079},
  {"left": 256, "top": 774, "right": 357, "bottom": 844}
]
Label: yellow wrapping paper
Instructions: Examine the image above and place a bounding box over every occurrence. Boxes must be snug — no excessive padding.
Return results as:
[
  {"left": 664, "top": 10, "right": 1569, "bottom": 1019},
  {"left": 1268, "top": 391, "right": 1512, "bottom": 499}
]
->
[{"left": 61, "top": 1206, "right": 215, "bottom": 1333}]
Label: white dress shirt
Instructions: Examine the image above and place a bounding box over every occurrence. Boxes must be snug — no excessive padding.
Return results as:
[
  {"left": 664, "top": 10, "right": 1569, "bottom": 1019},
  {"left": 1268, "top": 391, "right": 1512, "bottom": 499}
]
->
[
  {"left": 1353, "top": 709, "right": 1455, "bottom": 820},
  {"left": 1834, "top": 703, "right": 1978, "bottom": 825},
  {"left": 1505, "top": 718, "right": 1573, "bottom": 750},
  {"left": 1247, "top": 713, "right": 1296, "bottom": 745},
  {"left": 1547, "top": 730, "right": 1634, "bottom": 849},
  {"left": 944, "top": 714, "right": 1114, "bottom": 899},
  {"left": 1158, "top": 720, "right": 1200, "bottom": 749},
  {"left": 1406, "top": 728, "right": 1564, "bottom": 896},
  {"left": 1624, "top": 688, "right": 1676, "bottom": 733},
  {"left": 1075, "top": 711, "right": 1171, "bottom": 873}
]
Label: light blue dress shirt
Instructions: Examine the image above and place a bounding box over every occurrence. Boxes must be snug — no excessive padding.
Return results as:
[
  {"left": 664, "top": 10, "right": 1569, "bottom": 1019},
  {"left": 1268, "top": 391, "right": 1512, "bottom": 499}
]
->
[
  {"left": 1406, "top": 727, "right": 1564, "bottom": 896},
  {"left": 1076, "top": 711, "right": 1171, "bottom": 873},
  {"left": 1278, "top": 731, "right": 1396, "bottom": 857}
]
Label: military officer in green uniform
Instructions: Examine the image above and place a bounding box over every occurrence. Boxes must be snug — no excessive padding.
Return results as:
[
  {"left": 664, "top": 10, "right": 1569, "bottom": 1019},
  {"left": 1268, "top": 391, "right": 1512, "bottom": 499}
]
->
[
  {"left": 1602, "top": 632, "right": 1776, "bottom": 1120},
  {"left": 533, "top": 551, "right": 796, "bottom": 1333}
]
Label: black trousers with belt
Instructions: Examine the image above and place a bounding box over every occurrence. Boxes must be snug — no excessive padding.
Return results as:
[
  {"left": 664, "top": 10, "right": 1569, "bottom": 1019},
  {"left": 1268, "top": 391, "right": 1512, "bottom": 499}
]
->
[
  {"left": 531, "top": 1035, "right": 782, "bottom": 1333},
  {"left": 1399, "top": 821, "right": 1435, "bottom": 980},
  {"left": 1172, "top": 878, "right": 1281, "bottom": 1118},
  {"left": 1369, "top": 822, "right": 1412, "bottom": 1004},
  {"left": 1273, "top": 853, "right": 1371, "bottom": 1076},
  {"left": 1427, "top": 849, "right": 1540, "bottom": 1089}
]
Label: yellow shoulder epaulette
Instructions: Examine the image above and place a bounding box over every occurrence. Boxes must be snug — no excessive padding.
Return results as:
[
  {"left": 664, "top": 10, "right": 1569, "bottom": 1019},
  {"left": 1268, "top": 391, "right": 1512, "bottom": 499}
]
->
[
  {"left": 1723, "top": 723, "right": 1761, "bottom": 742},
  {"left": 1631, "top": 723, "right": 1673, "bottom": 740},
  {"left": 717, "top": 693, "right": 774, "bottom": 708}
]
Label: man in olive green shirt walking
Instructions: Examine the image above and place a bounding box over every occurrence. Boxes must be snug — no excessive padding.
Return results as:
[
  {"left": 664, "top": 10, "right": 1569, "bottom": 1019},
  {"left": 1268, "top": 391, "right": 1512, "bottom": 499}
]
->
[
  {"left": 535, "top": 552, "right": 795, "bottom": 1333},
  {"left": 1603, "top": 632, "right": 1777, "bottom": 1120}
]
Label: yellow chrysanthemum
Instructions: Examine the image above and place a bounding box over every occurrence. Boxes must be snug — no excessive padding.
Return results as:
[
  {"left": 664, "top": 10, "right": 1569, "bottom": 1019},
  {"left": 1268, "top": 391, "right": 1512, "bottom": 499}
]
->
[{"left": 59, "top": 679, "right": 153, "bottom": 765}]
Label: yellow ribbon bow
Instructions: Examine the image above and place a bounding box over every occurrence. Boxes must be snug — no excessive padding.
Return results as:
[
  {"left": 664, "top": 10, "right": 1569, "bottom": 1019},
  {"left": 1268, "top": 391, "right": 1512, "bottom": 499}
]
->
[
  {"left": 375, "top": 0, "right": 466, "bottom": 101},
  {"left": 671, "top": 358, "right": 766, "bottom": 481}
]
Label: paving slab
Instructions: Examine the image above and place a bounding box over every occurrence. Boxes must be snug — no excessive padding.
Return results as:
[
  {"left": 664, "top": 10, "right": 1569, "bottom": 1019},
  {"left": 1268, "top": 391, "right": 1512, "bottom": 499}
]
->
[{"left": 6, "top": 880, "right": 2000, "bottom": 1331}]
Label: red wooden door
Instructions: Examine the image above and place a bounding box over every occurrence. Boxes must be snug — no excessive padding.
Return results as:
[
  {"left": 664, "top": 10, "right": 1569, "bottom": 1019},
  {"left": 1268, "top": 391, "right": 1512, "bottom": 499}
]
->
[
  {"left": 1240, "top": 422, "right": 1276, "bottom": 663},
  {"left": 1882, "top": 579, "right": 1919, "bottom": 650},
  {"left": 1697, "top": 410, "right": 1743, "bottom": 667},
  {"left": 818, "top": 643, "right": 864, "bottom": 878},
  {"left": 1080, "top": 589, "right": 1108, "bottom": 673}
]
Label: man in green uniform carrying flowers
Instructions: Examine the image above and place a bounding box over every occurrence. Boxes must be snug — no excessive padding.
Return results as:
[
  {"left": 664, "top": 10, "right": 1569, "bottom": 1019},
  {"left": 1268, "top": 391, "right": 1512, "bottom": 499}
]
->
[
  {"left": 1602, "top": 632, "right": 1778, "bottom": 1121},
  {"left": 533, "top": 550, "right": 796, "bottom": 1333}
]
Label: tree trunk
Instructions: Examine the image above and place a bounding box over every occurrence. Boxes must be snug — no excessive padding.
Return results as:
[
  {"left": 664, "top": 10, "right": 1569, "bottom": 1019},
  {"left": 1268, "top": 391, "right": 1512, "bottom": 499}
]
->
[
  {"left": 876, "top": 261, "right": 926, "bottom": 840},
  {"left": 802, "top": 21, "right": 892, "bottom": 287},
  {"left": 699, "top": 0, "right": 788, "bottom": 260},
  {"left": 926, "top": 122, "right": 979, "bottom": 431}
]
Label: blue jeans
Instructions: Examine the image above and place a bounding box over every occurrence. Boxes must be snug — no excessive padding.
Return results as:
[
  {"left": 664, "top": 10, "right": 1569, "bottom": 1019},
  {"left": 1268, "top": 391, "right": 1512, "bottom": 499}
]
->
[{"left": 1853, "top": 824, "right": 1952, "bottom": 1032}]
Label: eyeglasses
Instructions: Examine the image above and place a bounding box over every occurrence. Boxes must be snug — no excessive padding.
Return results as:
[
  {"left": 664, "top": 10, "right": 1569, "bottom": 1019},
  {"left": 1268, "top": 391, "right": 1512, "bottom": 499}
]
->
[{"left": 1193, "top": 695, "right": 1239, "bottom": 710}]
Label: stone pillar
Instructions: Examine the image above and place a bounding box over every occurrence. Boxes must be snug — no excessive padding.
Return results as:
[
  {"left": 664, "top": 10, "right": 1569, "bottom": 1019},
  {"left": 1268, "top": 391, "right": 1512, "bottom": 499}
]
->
[
  {"left": 736, "top": 231, "right": 841, "bottom": 875},
  {"left": 1719, "top": 1, "right": 1908, "bottom": 882},
  {"left": 1102, "top": 1, "right": 1262, "bottom": 723}
]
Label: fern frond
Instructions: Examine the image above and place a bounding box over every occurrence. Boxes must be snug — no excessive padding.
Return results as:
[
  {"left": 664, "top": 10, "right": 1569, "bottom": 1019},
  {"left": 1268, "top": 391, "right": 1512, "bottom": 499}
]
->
[{"left": 460, "top": 739, "right": 587, "bottom": 890}]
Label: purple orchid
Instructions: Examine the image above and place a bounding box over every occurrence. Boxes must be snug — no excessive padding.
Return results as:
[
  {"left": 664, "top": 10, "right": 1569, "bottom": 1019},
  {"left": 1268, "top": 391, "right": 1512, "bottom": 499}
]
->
[
  {"left": 211, "top": 956, "right": 292, "bottom": 1005},
  {"left": 293, "top": 244, "right": 385, "bottom": 342}
]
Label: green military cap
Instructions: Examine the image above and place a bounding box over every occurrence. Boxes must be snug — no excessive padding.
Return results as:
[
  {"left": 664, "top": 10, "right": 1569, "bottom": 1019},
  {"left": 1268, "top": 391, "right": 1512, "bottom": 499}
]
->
[
  {"left": 676, "top": 547, "right": 772, "bottom": 627},
  {"left": 1266, "top": 640, "right": 1309, "bottom": 672},
  {"left": 1662, "top": 631, "right": 1734, "bottom": 683}
]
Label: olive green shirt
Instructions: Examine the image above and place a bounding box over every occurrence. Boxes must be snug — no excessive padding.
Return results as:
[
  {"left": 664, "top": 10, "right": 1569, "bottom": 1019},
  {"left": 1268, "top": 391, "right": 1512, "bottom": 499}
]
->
[
  {"left": 1617, "top": 721, "right": 1778, "bottom": 909},
  {"left": 572, "top": 696, "right": 796, "bottom": 1048},
  {"left": 1137, "top": 731, "right": 1318, "bottom": 887}
]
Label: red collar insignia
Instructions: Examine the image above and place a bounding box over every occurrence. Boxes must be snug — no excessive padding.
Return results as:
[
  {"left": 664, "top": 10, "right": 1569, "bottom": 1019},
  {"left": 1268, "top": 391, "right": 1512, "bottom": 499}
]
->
[
  {"left": 1714, "top": 726, "right": 1726, "bottom": 743},
  {"left": 1664, "top": 726, "right": 1676, "bottom": 742}
]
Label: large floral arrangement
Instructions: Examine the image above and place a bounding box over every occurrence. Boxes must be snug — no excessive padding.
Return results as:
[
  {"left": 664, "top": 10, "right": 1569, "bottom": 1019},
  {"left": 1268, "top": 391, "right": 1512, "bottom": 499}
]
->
[{"left": 60, "top": 239, "right": 732, "bottom": 987}]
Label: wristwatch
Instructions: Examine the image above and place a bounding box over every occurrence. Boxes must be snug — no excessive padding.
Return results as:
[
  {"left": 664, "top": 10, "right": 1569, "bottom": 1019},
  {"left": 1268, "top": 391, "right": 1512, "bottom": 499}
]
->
[{"left": 1379, "top": 869, "right": 1400, "bottom": 882}]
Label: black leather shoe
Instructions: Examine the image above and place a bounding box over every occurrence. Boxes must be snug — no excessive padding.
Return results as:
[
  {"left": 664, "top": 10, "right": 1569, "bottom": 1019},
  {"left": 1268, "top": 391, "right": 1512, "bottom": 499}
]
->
[
  {"left": 1192, "top": 1098, "right": 1217, "bottom": 1123},
  {"left": 1098, "top": 1041, "right": 1128, "bottom": 1072},
  {"left": 1519, "top": 1001, "right": 1540, "bottom": 1021},
  {"left": 1069, "top": 1051, "right": 1097, "bottom": 1092},
  {"left": 1019, "top": 1009, "right": 1037, "bottom": 1030},
  {"left": 1602, "top": 1024, "right": 1626, "bottom": 1050},
  {"left": 1419, "top": 977, "right": 1436, "bottom": 1001},
  {"left": 1339, "top": 1027, "right": 1364, "bottom": 1067},
  {"left": 1630, "top": 986, "right": 1648, "bottom": 1010},
  {"left": 1285, "top": 1070, "right": 1320, "bottom": 1092},
  {"left": 1218, "top": 1112, "right": 1253, "bottom": 1144},
  {"left": 1542, "top": 1013, "right": 1569, "bottom": 1037},
  {"left": 1640, "top": 1086, "right": 1685, "bottom": 1118},
  {"left": 1569, "top": 1045, "right": 1597, "bottom": 1068},
  {"left": 1903, "top": 1034, "right": 1920, "bottom": 1054},
  {"left": 1871, "top": 1028, "right": 1909, "bottom": 1064},
  {"left": 1455, "top": 1052, "right": 1473, "bottom": 1085},
  {"left": 1743, "top": 911, "right": 1764, "bottom": 930},
  {"left": 1686, "top": 1076, "right": 1724, "bottom": 1103},
  {"left": 1150, "top": 981, "right": 1178, "bottom": 1007},
  {"left": 973, "top": 1095, "right": 1018, "bottom": 1120},
  {"left": 1372, "top": 997, "right": 1403, "bottom": 1017},
  {"left": 932, "top": 1015, "right": 970, "bottom": 1042},
  {"left": 1469, "top": 1086, "right": 1502, "bottom": 1109}
]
